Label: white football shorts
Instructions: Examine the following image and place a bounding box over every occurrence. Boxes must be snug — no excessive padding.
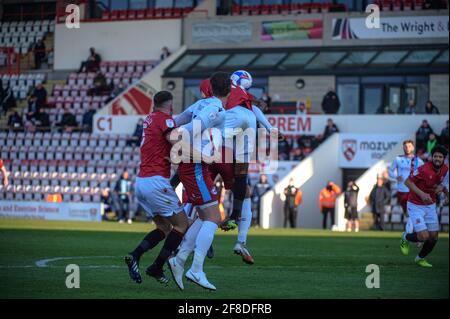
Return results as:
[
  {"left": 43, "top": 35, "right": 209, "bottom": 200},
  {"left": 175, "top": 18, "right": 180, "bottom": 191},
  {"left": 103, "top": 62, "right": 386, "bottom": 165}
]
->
[
  {"left": 135, "top": 176, "right": 184, "bottom": 218},
  {"left": 406, "top": 201, "right": 439, "bottom": 233}
]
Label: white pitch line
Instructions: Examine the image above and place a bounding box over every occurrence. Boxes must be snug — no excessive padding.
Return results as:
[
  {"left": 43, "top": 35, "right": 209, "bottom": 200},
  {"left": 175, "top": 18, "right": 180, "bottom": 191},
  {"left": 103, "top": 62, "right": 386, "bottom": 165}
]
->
[{"left": 35, "top": 256, "right": 118, "bottom": 268}]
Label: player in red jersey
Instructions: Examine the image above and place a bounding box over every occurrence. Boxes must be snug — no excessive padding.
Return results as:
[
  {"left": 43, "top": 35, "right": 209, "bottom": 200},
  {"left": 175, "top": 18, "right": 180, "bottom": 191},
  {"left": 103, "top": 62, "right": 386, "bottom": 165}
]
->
[
  {"left": 400, "top": 145, "right": 449, "bottom": 267},
  {"left": 124, "top": 91, "right": 190, "bottom": 285},
  {"left": 0, "top": 159, "right": 9, "bottom": 187}
]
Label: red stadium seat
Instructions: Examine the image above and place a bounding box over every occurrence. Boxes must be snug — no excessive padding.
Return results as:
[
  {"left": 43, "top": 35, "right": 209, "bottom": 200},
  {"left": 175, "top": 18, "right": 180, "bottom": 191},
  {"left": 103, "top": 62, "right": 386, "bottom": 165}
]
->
[
  {"left": 101, "top": 11, "right": 110, "bottom": 20},
  {"left": 136, "top": 9, "right": 146, "bottom": 19},
  {"left": 393, "top": 0, "right": 402, "bottom": 10},
  {"left": 127, "top": 10, "right": 137, "bottom": 19},
  {"left": 414, "top": 0, "right": 424, "bottom": 9},
  {"left": 403, "top": 0, "right": 414, "bottom": 10},
  {"left": 231, "top": 5, "right": 241, "bottom": 15},
  {"left": 118, "top": 10, "right": 128, "bottom": 20}
]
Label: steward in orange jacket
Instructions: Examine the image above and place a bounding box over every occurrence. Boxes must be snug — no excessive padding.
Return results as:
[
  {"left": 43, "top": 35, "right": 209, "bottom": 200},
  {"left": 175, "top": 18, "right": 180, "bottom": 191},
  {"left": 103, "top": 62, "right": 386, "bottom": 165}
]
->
[{"left": 319, "top": 182, "right": 341, "bottom": 229}]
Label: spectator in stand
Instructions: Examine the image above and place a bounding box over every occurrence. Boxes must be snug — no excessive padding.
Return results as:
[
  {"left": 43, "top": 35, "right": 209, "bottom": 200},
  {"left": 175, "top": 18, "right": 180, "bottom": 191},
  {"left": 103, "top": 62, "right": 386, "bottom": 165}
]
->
[
  {"left": 57, "top": 106, "right": 78, "bottom": 132},
  {"left": 416, "top": 120, "right": 434, "bottom": 152},
  {"left": 115, "top": 170, "right": 133, "bottom": 224},
  {"left": 278, "top": 138, "right": 291, "bottom": 161},
  {"left": 127, "top": 118, "right": 144, "bottom": 146},
  {"left": 82, "top": 104, "right": 97, "bottom": 132},
  {"left": 27, "top": 83, "right": 47, "bottom": 119},
  {"left": 283, "top": 178, "right": 302, "bottom": 228},
  {"left": 1, "top": 83, "right": 16, "bottom": 116},
  {"left": 33, "top": 107, "right": 50, "bottom": 131},
  {"left": 440, "top": 120, "right": 449, "bottom": 149},
  {"left": 296, "top": 101, "right": 307, "bottom": 115},
  {"left": 425, "top": 133, "right": 439, "bottom": 157},
  {"left": 78, "top": 47, "right": 101, "bottom": 73},
  {"left": 321, "top": 87, "right": 341, "bottom": 114},
  {"left": 33, "top": 38, "right": 46, "bottom": 69},
  {"left": 8, "top": 111, "right": 23, "bottom": 131},
  {"left": 104, "top": 82, "right": 126, "bottom": 104},
  {"left": 251, "top": 174, "right": 271, "bottom": 225},
  {"left": 368, "top": 176, "right": 391, "bottom": 231},
  {"left": 0, "top": 159, "right": 9, "bottom": 187},
  {"left": 291, "top": 148, "right": 304, "bottom": 161},
  {"left": 319, "top": 181, "right": 341, "bottom": 230},
  {"left": 298, "top": 135, "right": 316, "bottom": 156},
  {"left": 88, "top": 71, "right": 109, "bottom": 96},
  {"left": 424, "top": 100, "right": 440, "bottom": 114},
  {"left": 399, "top": 99, "right": 417, "bottom": 115},
  {"left": 344, "top": 181, "right": 360, "bottom": 232},
  {"left": 100, "top": 188, "right": 116, "bottom": 221},
  {"left": 160, "top": 46, "right": 171, "bottom": 61},
  {"left": 377, "top": 105, "right": 395, "bottom": 114},
  {"left": 323, "top": 118, "right": 339, "bottom": 140}
]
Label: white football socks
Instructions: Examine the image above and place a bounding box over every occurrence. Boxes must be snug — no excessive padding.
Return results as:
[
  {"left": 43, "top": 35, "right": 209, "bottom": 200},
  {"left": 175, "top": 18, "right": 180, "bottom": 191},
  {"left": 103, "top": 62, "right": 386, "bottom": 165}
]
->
[
  {"left": 176, "top": 218, "right": 202, "bottom": 267},
  {"left": 191, "top": 220, "right": 218, "bottom": 274},
  {"left": 237, "top": 198, "right": 252, "bottom": 244}
]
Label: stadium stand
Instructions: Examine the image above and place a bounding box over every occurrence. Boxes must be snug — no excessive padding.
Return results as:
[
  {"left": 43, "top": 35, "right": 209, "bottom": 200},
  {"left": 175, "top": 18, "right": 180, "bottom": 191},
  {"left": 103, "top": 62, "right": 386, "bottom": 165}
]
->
[
  {"left": 0, "top": 20, "right": 55, "bottom": 54},
  {"left": 2, "top": 72, "right": 46, "bottom": 100},
  {"left": 44, "top": 60, "right": 158, "bottom": 125},
  {"left": 0, "top": 131, "right": 139, "bottom": 203}
]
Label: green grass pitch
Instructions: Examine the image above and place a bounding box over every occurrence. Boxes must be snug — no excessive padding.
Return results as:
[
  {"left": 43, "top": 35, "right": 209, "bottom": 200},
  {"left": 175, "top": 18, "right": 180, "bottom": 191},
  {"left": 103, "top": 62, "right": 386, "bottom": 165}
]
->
[{"left": 0, "top": 219, "right": 448, "bottom": 299}]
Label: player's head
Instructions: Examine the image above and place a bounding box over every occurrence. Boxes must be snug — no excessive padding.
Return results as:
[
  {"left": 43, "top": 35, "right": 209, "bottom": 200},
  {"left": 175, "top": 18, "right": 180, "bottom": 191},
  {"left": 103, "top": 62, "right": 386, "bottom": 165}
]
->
[
  {"left": 199, "top": 79, "right": 213, "bottom": 98},
  {"left": 431, "top": 145, "right": 448, "bottom": 169},
  {"left": 210, "top": 72, "right": 231, "bottom": 98},
  {"left": 402, "top": 139, "right": 415, "bottom": 156},
  {"left": 153, "top": 90, "right": 173, "bottom": 114},
  {"left": 231, "top": 70, "right": 252, "bottom": 90}
]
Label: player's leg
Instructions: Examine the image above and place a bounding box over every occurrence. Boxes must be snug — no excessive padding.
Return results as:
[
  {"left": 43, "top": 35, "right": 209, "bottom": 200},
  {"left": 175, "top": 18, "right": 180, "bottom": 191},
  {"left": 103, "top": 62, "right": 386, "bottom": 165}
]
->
[
  {"left": 234, "top": 185, "right": 254, "bottom": 264},
  {"left": 184, "top": 202, "right": 221, "bottom": 290},
  {"left": 125, "top": 215, "right": 171, "bottom": 284},
  {"left": 291, "top": 206, "right": 298, "bottom": 228},
  {"left": 147, "top": 211, "right": 189, "bottom": 284},
  {"left": 172, "top": 163, "right": 220, "bottom": 290},
  {"left": 401, "top": 202, "right": 428, "bottom": 256},
  {"left": 168, "top": 216, "right": 203, "bottom": 290},
  {"left": 125, "top": 177, "right": 173, "bottom": 283},
  {"left": 322, "top": 208, "right": 328, "bottom": 229},
  {"left": 415, "top": 204, "right": 440, "bottom": 267}
]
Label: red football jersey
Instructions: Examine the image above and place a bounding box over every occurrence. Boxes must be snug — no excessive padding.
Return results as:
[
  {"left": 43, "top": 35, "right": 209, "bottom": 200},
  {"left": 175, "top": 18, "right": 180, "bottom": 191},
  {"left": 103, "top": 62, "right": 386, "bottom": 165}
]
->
[
  {"left": 0, "top": 159, "right": 3, "bottom": 169},
  {"left": 408, "top": 161, "right": 448, "bottom": 205},
  {"left": 199, "top": 80, "right": 254, "bottom": 110},
  {"left": 226, "top": 84, "right": 254, "bottom": 111},
  {"left": 138, "top": 111, "right": 176, "bottom": 178}
]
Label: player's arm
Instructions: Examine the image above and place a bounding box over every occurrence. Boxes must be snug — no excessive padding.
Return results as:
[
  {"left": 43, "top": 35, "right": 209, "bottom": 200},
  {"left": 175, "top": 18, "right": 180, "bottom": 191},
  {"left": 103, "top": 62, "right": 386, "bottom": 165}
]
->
[
  {"left": 252, "top": 104, "right": 273, "bottom": 131},
  {"left": 388, "top": 158, "right": 399, "bottom": 181},
  {"left": 404, "top": 176, "right": 432, "bottom": 204},
  {"left": 173, "top": 106, "right": 194, "bottom": 127},
  {"left": 1, "top": 165, "right": 8, "bottom": 187}
]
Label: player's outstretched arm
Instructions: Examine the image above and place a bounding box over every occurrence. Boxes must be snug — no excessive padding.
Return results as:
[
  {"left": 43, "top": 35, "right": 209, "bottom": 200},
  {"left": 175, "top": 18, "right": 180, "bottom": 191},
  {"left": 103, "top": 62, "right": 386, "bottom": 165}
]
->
[{"left": 252, "top": 104, "right": 273, "bottom": 131}]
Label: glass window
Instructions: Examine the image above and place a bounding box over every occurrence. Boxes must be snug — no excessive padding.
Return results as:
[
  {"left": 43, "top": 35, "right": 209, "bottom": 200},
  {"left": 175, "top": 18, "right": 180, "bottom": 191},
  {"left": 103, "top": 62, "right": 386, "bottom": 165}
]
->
[
  {"left": 433, "top": 50, "right": 449, "bottom": 65},
  {"left": 262, "top": 0, "right": 284, "bottom": 4},
  {"left": 337, "top": 84, "right": 359, "bottom": 114},
  {"left": 129, "top": 0, "right": 148, "bottom": 9},
  {"left": 304, "top": 52, "right": 346, "bottom": 69},
  {"left": 401, "top": 50, "right": 440, "bottom": 65},
  {"left": 190, "top": 54, "right": 229, "bottom": 71},
  {"left": 338, "top": 51, "right": 378, "bottom": 67},
  {"left": 251, "top": 53, "right": 287, "bottom": 68},
  {"left": 221, "top": 53, "right": 258, "bottom": 68},
  {"left": 155, "top": 0, "right": 174, "bottom": 8},
  {"left": 168, "top": 54, "right": 202, "bottom": 73},
  {"left": 174, "top": 0, "right": 193, "bottom": 8},
  {"left": 241, "top": 0, "right": 263, "bottom": 5},
  {"left": 370, "top": 51, "right": 408, "bottom": 66},
  {"left": 110, "top": 0, "right": 128, "bottom": 10},
  {"left": 279, "top": 52, "right": 316, "bottom": 69}
]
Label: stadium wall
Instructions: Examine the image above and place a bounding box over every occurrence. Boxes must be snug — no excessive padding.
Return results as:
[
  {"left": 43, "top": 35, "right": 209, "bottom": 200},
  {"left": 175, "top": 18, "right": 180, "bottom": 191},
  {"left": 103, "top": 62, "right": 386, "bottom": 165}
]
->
[
  {"left": 260, "top": 134, "right": 342, "bottom": 229},
  {"left": 259, "top": 115, "right": 447, "bottom": 229},
  {"left": 183, "top": 10, "right": 449, "bottom": 49},
  {"left": 268, "top": 76, "right": 335, "bottom": 114},
  {"left": 54, "top": 19, "right": 182, "bottom": 70},
  {"left": 430, "top": 74, "right": 450, "bottom": 113},
  {"left": 335, "top": 137, "right": 410, "bottom": 231}
]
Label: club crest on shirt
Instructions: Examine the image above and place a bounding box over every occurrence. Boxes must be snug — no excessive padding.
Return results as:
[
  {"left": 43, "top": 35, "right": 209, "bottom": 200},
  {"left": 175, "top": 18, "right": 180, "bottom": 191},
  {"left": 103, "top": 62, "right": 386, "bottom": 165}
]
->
[{"left": 166, "top": 119, "right": 175, "bottom": 128}]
